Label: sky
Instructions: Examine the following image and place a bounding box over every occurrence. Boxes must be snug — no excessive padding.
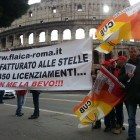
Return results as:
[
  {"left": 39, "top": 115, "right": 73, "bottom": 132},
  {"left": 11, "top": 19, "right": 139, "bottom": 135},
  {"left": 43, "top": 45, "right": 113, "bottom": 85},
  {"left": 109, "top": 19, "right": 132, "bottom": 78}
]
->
[
  {"left": 129, "top": 0, "right": 140, "bottom": 5},
  {"left": 28, "top": 0, "right": 140, "bottom": 5},
  {"left": 28, "top": 0, "right": 41, "bottom": 5}
]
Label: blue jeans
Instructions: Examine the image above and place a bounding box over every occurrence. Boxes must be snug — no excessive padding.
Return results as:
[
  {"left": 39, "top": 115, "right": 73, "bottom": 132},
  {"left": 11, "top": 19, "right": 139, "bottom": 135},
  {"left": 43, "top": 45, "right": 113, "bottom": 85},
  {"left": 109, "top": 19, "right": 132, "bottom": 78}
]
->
[
  {"left": 16, "top": 95, "right": 25, "bottom": 115},
  {"left": 115, "top": 103, "right": 124, "bottom": 127},
  {"left": 104, "top": 109, "right": 116, "bottom": 128},
  {"left": 126, "top": 103, "right": 138, "bottom": 140}
]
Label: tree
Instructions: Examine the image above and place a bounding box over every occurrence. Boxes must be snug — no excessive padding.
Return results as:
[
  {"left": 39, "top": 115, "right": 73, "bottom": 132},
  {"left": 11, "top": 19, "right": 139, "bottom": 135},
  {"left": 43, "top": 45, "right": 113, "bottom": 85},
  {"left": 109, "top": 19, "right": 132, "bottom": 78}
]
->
[{"left": 0, "top": 0, "right": 29, "bottom": 28}]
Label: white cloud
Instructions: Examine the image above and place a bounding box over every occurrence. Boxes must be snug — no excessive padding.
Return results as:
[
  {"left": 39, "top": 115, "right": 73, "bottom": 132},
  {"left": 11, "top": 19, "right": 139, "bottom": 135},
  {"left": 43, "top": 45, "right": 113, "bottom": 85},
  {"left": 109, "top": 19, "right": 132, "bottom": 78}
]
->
[
  {"left": 28, "top": 0, "right": 140, "bottom": 6},
  {"left": 129, "top": 0, "right": 140, "bottom": 5},
  {"left": 28, "top": 0, "right": 41, "bottom": 5}
]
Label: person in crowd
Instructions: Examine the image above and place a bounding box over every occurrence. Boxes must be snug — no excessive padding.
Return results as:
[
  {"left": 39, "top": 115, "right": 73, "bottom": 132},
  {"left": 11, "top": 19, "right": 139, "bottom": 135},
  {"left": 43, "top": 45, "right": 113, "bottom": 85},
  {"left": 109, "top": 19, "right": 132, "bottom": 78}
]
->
[
  {"left": 92, "top": 59, "right": 116, "bottom": 131},
  {"left": 112, "top": 56, "right": 127, "bottom": 134},
  {"left": 119, "top": 47, "right": 140, "bottom": 140},
  {"left": 91, "top": 68, "right": 101, "bottom": 129},
  {"left": 28, "top": 90, "right": 40, "bottom": 119},
  {"left": 0, "top": 90, "right": 4, "bottom": 104},
  {"left": 103, "top": 59, "right": 117, "bottom": 132},
  {"left": 15, "top": 90, "right": 27, "bottom": 117}
]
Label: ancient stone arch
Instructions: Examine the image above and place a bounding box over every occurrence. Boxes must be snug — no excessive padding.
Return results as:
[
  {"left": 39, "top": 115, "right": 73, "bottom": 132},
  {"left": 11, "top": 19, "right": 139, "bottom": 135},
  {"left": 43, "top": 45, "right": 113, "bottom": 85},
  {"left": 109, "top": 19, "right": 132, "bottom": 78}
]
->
[{"left": 0, "top": 0, "right": 133, "bottom": 69}]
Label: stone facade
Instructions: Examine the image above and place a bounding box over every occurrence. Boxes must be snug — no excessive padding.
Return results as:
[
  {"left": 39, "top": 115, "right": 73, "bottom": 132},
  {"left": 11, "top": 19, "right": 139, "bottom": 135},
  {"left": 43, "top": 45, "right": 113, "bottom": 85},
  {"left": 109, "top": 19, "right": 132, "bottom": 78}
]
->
[{"left": 0, "top": 0, "right": 134, "bottom": 71}]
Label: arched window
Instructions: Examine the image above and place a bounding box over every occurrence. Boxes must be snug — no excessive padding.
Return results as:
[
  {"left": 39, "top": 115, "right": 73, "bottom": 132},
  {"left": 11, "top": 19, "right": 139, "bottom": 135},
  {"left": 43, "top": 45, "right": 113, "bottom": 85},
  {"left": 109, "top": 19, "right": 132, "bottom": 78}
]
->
[
  {"left": 75, "top": 28, "right": 85, "bottom": 39},
  {"left": 20, "top": 35, "right": 23, "bottom": 45},
  {"left": 39, "top": 32, "right": 45, "bottom": 42},
  {"left": 29, "top": 11, "right": 33, "bottom": 17},
  {"left": 51, "top": 30, "right": 58, "bottom": 41},
  {"left": 63, "top": 29, "right": 71, "bottom": 40},
  {"left": 77, "top": 4, "right": 83, "bottom": 11},
  {"left": 52, "top": 7, "right": 56, "bottom": 13},
  {"left": 89, "top": 28, "right": 97, "bottom": 39},
  {"left": 1, "top": 38, "right": 6, "bottom": 48},
  {"left": 28, "top": 33, "right": 34, "bottom": 44},
  {"left": 8, "top": 35, "right": 14, "bottom": 46}
]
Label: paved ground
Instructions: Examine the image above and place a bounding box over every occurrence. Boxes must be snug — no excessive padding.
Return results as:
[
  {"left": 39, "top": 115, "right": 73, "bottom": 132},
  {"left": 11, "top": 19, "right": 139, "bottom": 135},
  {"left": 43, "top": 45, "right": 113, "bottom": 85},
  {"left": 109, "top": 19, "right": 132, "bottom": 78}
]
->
[{"left": 0, "top": 91, "right": 140, "bottom": 140}]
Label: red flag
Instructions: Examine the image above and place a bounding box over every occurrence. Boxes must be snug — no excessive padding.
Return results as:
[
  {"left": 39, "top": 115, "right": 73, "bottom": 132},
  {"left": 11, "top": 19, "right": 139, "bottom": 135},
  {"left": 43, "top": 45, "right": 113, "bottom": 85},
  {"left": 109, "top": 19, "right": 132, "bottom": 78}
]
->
[{"left": 73, "top": 66, "right": 125, "bottom": 126}]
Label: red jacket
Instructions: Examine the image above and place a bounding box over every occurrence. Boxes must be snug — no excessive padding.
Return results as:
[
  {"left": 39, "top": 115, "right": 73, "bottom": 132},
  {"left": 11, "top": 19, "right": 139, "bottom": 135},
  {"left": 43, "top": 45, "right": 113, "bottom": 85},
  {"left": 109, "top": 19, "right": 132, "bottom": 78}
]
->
[
  {"left": 16, "top": 90, "right": 27, "bottom": 96},
  {"left": 114, "top": 68, "right": 121, "bottom": 78}
]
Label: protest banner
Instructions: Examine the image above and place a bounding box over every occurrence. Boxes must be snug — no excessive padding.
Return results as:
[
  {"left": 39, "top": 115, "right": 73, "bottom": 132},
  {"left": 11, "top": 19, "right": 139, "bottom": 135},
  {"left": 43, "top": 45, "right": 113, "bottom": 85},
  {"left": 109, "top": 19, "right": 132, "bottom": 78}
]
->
[{"left": 0, "top": 38, "right": 93, "bottom": 90}]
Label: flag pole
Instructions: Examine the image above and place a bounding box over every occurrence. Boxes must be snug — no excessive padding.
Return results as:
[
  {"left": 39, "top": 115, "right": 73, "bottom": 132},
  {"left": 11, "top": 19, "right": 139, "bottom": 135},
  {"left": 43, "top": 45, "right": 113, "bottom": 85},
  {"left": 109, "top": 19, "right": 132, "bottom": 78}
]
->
[{"left": 91, "top": 36, "right": 94, "bottom": 91}]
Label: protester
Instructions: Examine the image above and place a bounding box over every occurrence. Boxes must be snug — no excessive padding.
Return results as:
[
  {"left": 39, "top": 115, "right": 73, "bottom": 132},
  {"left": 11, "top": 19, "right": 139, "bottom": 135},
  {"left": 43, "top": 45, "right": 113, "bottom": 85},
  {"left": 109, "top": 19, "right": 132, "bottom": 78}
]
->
[
  {"left": 119, "top": 47, "right": 140, "bottom": 140},
  {"left": 28, "top": 90, "right": 40, "bottom": 119},
  {"left": 91, "top": 69, "right": 101, "bottom": 129},
  {"left": 92, "top": 59, "right": 116, "bottom": 131},
  {"left": 15, "top": 90, "right": 27, "bottom": 117},
  {"left": 103, "top": 59, "right": 116, "bottom": 132},
  {"left": 0, "top": 90, "right": 4, "bottom": 104},
  {"left": 112, "top": 56, "right": 127, "bottom": 134}
]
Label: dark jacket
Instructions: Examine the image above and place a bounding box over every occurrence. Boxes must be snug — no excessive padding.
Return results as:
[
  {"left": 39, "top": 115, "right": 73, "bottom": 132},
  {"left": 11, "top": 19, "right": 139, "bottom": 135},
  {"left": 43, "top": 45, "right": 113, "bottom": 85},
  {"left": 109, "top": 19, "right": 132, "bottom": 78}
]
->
[
  {"left": 30, "top": 90, "right": 40, "bottom": 94},
  {"left": 119, "top": 57, "right": 140, "bottom": 104}
]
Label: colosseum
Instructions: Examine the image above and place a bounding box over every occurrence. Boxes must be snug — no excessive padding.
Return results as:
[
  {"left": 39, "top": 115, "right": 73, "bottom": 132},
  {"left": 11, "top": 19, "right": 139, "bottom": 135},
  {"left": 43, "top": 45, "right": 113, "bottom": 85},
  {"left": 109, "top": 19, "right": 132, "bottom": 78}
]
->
[{"left": 0, "top": 0, "right": 137, "bottom": 71}]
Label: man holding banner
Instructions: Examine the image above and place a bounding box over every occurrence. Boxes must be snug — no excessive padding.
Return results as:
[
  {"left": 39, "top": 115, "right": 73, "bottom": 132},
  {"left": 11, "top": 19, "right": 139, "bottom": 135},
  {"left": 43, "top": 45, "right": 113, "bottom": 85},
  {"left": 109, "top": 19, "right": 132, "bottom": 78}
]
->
[
  {"left": 0, "top": 38, "right": 92, "bottom": 91},
  {"left": 119, "top": 47, "right": 140, "bottom": 140},
  {"left": 28, "top": 90, "right": 40, "bottom": 119}
]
